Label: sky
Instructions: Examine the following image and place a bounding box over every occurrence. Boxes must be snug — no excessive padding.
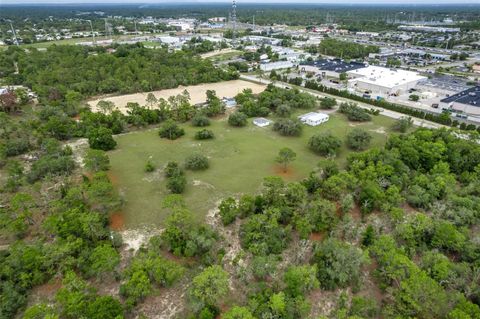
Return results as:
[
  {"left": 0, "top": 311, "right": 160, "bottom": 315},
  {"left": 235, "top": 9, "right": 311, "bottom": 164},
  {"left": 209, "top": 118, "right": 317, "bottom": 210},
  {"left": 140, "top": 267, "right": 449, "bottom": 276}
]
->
[{"left": 1, "top": 0, "right": 479, "bottom": 4}]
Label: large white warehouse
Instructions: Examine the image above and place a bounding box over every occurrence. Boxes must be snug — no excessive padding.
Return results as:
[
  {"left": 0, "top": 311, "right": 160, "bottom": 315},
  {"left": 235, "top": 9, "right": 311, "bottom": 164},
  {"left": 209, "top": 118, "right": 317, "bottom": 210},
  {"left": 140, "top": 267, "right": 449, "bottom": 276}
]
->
[{"left": 347, "top": 66, "right": 427, "bottom": 96}]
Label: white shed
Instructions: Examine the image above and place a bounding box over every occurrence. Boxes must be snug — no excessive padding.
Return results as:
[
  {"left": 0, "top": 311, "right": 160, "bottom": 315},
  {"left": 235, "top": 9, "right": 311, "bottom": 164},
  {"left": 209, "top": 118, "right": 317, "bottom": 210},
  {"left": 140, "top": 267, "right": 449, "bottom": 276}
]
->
[
  {"left": 253, "top": 118, "right": 272, "bottom": 127},
  {"left": 298, "top": 112, "right": 329, "bottom": 126}
]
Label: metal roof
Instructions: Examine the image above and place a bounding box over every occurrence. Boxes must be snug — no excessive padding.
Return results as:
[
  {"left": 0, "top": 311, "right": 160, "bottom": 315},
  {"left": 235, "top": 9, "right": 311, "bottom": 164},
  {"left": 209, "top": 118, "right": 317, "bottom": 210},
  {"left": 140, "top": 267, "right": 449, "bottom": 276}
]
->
[
  {"left": 441, "top": 86, "right": 480, "bottom": 107},
  {"left": 300, "top": 59, "right": 365, "bottom": 73}
]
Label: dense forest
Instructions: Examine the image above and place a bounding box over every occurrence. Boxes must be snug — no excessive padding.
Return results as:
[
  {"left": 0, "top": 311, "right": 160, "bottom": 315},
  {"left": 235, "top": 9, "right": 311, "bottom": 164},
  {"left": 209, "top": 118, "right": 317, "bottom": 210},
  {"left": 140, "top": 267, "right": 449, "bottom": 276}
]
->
[
  {"left": 0, "top": 44, "right": 237, "bottom": 104},
  {"left": 309, "top": 38, "right": 380, "bottom": 60}
]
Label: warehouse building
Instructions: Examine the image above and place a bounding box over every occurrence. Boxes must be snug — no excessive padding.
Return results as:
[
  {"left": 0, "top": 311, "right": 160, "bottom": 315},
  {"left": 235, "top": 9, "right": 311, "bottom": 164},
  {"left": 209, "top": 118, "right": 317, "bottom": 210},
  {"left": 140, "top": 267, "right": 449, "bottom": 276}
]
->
[
  {"left": 300, "top": 59, "right": 365, "bottom": 79},
  {"left": 347, "top": 65, "right": 427, "bottom": 96},
  {"left": 259, "top": 61, "right": 295, "bottom": 72},
  {"left": 440, "top": 86, "right": 480, "bottom": 116}
]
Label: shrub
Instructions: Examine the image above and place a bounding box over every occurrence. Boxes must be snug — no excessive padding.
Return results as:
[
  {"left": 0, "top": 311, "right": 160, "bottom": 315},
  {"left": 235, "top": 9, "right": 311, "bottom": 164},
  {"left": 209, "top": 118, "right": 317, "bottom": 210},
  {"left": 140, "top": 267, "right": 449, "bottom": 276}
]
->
[
  {"left": 166, "top": 173, "right": 187, "bottom": 194},
  {"left": 228, "top": 112, "right": 247, "bottom": 127},
  {"left": 409, "top": 94, "right": 420, "bottom": 102},
  {"left": 194, "top": 129, "right": 214, "bottom": 140},
  {"left": 164, "top": 161, "right": 186, "bottom": 193},
  {"left": 338, "top": 102, "right": 371, "bottom": 122},
  {"left": 308, "top": 132, "right": 342, "bottom": 156},
  {"left": 346, "top": 128, "right": 372, "bottom": 151},
  {"left": 88, "top": 127, "right": 117, "bottom": 151},
  {"left": 4, "top": 138, "right": 30, "bottom": 157},
  {"left": 393, "top": 116, "right": 413, "bottom": 133},
  {"left": 159, "top": 120, "right": 185, "bottom": 140},
  {"left": 192, "top": 114, "right": 211, "bottom": 127},
  {"left": 219, "top": 197, "right": 238, "bottom": 225},
  {"left": 312, "top": 238, "right": 365, "bottom": 290},
  {"left": 83, "top": 149, "right": 110, "bottom": 172},
  {"left": 276, "top": 104, "right": 292, "bottom": 117},
  {"left": 164, "top": 161, "right": 181, "bottom": 178},
  {"left": 320, "top": 97, "right": 337, "bottom": 109},
  {"left": 144, "top": 160, "right": 155, "bottom": 172},
  {"left": 185, "top": 154, "right": 209, "bottom": 170},
  {"left": 272, "top": 118, "right": 302, "bottom": 136}
]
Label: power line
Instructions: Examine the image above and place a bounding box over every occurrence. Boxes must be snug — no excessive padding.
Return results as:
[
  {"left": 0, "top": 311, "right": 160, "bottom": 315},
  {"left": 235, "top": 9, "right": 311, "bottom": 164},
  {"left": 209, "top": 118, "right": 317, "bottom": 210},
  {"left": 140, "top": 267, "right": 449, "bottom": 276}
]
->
[{"left": 232, "top": 0, "right": 237, "bottom": 43}]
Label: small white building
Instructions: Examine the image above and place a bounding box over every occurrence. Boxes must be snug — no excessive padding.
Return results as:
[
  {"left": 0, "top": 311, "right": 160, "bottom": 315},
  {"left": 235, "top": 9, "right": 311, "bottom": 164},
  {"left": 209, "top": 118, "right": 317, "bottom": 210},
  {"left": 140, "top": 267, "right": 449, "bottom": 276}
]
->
[
  {"left": 253, "top": 118, "right": 272, "bottom": 127},
  {"left": 156, "top": 36, "right": 181, "bottom": 45},
  {"left": 223, "top": 97, "right": 237, "bottom": 108},
  {"left": 298, "top": 112, "right": 329, "bottom": 126}
]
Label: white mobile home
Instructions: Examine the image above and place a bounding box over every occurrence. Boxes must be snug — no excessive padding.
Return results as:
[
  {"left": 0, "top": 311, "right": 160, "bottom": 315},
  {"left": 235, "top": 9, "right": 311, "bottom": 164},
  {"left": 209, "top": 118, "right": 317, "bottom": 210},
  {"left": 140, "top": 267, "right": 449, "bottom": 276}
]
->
[{"left": 298, "top": 112, "right": 329, "bottom": 126}]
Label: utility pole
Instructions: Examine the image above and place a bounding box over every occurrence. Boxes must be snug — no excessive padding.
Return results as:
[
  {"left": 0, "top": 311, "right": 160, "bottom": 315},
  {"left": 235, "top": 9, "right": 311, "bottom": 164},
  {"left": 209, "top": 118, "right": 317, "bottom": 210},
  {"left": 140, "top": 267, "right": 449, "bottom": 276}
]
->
[
  {"left": 9, "top": 22, "right": 19, "bottom": 46},
  {"left": 253, "top": 15, "right": 255, "bottom": 31},
  {"left": 134, "top": 20, "right": 138, "bottom": 35},
  {"left": 104, "top": 18, "right": 111, "bottom": 39},
  {"left": 87, "top": 20, "right": 95, "bottom": 44},
  {"left": 231, "top": 0, "right": 237, "bottom": 43}
]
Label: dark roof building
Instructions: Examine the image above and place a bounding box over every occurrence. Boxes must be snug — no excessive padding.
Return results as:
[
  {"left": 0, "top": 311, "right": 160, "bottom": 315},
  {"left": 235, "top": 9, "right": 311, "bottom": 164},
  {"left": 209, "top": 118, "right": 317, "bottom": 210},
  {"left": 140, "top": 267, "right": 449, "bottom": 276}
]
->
[
  {"left": 300, "top": 59, "right": 365, "bottom": 73},
  {"left": 440, "top": 86, "right": 480, "bottom": 115}
]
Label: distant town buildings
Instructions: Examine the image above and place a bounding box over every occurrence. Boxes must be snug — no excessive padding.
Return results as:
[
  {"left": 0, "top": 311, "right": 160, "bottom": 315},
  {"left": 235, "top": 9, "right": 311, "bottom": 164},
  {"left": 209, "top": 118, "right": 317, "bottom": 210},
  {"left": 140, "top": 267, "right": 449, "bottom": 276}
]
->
[{"left": 398, "top": 25, "right": 460, "bottom": 33}]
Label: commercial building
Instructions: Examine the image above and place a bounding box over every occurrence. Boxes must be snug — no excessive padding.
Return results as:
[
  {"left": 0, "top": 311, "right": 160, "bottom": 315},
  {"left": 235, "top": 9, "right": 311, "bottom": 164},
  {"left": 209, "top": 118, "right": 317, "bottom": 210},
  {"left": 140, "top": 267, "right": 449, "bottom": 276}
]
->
[
  {"left": 440, "top": 86, "right": 480, "bottom": 116},
  {"left": 300, "top": 59, "right": 365, "bottom": 79},
  {"left": 259, "top": 61, "right": 295, "bottom": 72},
  {"left": 347, "top": 65, "right": 427, "bottom": 96},
  {"left": 398, "top": 25, "right": 460, "bottom": 33},
  {"left": 417, "top": 75, "right": 472, "bottom": 95}
]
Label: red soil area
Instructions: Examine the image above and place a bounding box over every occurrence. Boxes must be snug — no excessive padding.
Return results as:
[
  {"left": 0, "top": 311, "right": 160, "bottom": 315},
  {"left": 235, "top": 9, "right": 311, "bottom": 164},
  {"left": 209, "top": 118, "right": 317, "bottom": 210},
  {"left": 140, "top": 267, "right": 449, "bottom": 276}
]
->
[
  {"left": 309, "top": 232, "right": 325, "bottom": 242},
  {"left": 272, "top": 164, "right": 297, "bottom": 179},
  {"left": 109, "top": 211, "right": 125, "bottom": 230}
]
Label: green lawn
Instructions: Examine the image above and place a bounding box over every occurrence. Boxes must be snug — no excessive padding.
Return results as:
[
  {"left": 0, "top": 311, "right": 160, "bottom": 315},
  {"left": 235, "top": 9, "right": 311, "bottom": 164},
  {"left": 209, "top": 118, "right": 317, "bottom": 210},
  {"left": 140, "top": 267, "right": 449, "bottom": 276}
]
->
[{"left": 108, "top": 111, "right": 395, "bottom": 229}]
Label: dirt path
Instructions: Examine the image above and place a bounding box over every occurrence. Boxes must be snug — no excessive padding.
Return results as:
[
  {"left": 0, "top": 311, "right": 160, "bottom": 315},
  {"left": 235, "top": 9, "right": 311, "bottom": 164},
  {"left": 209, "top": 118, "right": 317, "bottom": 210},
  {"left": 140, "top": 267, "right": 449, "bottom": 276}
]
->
[
  {"left": 88, "top": 80, "right": 266, "bottom": 114},
  {"left": 65, "top": 138, "right": 89, "bottom": 167}
]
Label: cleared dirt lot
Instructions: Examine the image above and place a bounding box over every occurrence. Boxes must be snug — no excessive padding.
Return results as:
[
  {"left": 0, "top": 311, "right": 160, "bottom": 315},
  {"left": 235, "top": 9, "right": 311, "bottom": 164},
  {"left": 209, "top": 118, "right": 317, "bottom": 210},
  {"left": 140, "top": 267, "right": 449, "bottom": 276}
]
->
[{"left": 88, "top": 80, "right": 265, "bottom": 114}]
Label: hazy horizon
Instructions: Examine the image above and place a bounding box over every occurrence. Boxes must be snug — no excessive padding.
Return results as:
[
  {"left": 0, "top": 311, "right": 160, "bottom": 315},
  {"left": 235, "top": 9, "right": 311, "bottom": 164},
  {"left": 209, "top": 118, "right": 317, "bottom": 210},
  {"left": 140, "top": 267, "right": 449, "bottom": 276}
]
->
[{"left": 1, "top": 0, "right": 480, "bottom": 5}]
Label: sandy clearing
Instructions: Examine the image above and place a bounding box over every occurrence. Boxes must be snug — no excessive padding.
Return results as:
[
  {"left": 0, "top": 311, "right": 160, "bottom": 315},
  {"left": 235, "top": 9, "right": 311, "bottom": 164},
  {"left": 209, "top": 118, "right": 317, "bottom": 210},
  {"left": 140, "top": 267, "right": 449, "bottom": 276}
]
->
[
  {"left": 200, "top": 48, "right": 241, "bottom": 59},
  {"left": 88, "top": 80, "right": 266, "bottom": 114}
]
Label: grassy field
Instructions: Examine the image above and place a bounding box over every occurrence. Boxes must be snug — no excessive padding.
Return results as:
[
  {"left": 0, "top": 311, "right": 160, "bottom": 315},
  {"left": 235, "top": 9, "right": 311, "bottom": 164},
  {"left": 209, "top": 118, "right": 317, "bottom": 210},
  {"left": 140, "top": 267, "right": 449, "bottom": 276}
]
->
[{"left": 108, "top": 111, "right": 395, "bottom": 229}]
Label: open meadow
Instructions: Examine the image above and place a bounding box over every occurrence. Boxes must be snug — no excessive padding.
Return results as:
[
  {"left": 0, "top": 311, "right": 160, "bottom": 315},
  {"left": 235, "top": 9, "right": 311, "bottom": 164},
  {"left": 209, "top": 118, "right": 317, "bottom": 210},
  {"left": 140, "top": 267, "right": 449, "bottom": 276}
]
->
[{"left": 108, "top": 111, "right": 395, "bottom": 229}]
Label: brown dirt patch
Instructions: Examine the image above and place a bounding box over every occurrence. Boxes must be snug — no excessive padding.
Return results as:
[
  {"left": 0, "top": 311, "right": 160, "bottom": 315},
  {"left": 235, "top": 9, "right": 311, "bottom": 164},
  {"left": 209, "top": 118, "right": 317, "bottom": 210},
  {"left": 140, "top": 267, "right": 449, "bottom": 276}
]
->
[
  {"left": 106, "top": 171, "right": 120, "bottom": 186},
  {"left": 83, "top": 172, "right": 93, "bottom": 180},
  {"left": 30, "top": 278, "right": 62, "bottom": 302},
  {"left": 161, "top": 250, "right": 196, "bottom": 267},
  {"left": 309, "top": 232, "right": 325, "bottom": 242},
  {"left": 359, "top": 260, "right": 384, "bottom": 305},
  {"left": 272, "top": 164, "right": 297, "bottom": 180},
  {"left": 350, "top": 203, "right": 362, "bottom": 221},
  {"left": 88, "top": 80, "right": 266, "bottom": 114},
  {"left": 402, "top": 202, "right": 417, "bottom": 214},
  {"left": 109, "top": 211, "right": 125, "bottom": 231}
]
